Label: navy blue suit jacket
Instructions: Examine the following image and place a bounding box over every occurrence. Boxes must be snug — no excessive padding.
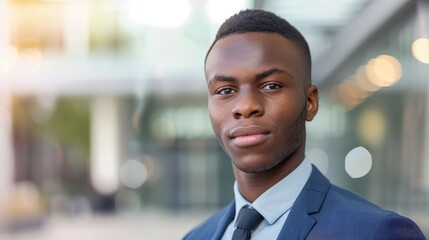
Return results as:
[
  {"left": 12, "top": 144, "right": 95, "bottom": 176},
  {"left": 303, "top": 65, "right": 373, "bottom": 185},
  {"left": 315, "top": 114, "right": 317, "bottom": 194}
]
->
[{"left": 184, "top": 166, "right": 426, "bottom": 239}]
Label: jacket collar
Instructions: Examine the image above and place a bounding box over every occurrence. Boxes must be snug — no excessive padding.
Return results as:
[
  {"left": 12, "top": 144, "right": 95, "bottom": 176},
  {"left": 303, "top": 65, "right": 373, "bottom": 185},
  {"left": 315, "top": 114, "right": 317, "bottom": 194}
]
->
[
  {"left": 277, "top": 165, "right": 330, "bottom": 239},
  {"left": 211, "top": 165, "right": 329, "bottom": 240},
  {"left": 211, "top": 201, "right": 235, "bottom": 240}
]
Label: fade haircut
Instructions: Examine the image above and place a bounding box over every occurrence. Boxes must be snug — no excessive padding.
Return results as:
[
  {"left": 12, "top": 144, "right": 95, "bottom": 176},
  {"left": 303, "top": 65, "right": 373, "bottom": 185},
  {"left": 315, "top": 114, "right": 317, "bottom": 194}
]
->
[{"left": 205, "top": 9, "right": 312, "bottom": 81}]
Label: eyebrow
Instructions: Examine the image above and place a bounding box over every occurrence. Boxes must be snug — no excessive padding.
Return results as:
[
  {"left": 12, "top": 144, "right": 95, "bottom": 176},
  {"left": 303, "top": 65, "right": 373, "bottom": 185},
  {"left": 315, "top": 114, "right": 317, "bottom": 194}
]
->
[
  {"left": 208, "top": 74, "right": 237, "bottom": 86},
  {"left": 255, "top": 68, "right": 292, "bottom": 81},
  {"left": 208, "top": 67, "right": 292, "bottom": 86}
]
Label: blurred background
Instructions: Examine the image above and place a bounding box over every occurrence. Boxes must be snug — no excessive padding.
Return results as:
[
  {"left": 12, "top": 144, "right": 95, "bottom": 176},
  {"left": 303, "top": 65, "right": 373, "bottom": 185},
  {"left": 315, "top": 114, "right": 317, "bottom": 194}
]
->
[{"left": 0, "top": 0, "right": 429, "bottom": 239}]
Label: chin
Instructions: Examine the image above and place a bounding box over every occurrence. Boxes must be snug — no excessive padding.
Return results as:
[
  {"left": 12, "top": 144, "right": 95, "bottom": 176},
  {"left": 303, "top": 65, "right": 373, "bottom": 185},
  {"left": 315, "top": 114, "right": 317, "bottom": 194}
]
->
[
  {"left": 231, "top": 143, "right": 303, "bottom": 174},
  {"left": 232, "top": 156, "right": 285, "bottom": 174}
]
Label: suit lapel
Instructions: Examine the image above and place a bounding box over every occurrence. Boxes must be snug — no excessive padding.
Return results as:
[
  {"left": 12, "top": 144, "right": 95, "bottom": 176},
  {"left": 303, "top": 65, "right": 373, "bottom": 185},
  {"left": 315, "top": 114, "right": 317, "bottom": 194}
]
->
[
  {"left": 211, "top": 201, "right": 235, "bottom": 240},
  {"left": 277, "top": 166, "right": 330, "bottom": 240}
]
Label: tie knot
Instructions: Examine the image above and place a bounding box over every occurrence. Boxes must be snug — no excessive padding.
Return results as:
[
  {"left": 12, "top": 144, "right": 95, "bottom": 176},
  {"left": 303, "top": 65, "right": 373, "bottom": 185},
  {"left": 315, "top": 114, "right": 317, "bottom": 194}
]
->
[{"left": 235, "top": 206, "right": 264, "bottom": 231}]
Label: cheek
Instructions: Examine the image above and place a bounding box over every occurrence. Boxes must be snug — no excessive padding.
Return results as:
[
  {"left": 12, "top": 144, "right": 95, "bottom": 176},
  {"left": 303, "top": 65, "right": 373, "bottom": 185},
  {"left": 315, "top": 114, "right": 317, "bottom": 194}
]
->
[
  {"left": 208, "top": 104, "right": 222, "bottom": 132},
  {"left": 208, "top": 111, "right": 217, "bottom": 130},
  {"left": 208, "top": 101, "right": 231, "bottom": 139},
  {"left": 270, "top": 97, "right": 305, "bottom": 127}
]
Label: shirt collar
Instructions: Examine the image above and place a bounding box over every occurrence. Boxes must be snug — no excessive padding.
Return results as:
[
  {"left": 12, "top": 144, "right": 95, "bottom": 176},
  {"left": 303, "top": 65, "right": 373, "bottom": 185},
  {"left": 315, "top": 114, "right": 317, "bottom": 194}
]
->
[{"left": 233, "top": 158, "right": 312, "bottom": 225}]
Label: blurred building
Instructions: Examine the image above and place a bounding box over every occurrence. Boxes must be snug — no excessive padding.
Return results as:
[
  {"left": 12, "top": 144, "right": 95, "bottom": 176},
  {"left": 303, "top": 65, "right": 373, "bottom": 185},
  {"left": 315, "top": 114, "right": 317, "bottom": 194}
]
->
[
  {"left": 0, "top": 0, "right": 428, "bottom": 238},
  {"left": 307, "top": 0, "right": 429, "bottom": 231}
]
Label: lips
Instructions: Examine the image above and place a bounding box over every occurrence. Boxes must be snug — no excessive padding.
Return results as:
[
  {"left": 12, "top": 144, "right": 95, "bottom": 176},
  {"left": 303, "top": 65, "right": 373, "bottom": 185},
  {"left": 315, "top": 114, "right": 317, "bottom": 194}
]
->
[{"left": 229, "top": 126, "right": 270, "bottom": 148}]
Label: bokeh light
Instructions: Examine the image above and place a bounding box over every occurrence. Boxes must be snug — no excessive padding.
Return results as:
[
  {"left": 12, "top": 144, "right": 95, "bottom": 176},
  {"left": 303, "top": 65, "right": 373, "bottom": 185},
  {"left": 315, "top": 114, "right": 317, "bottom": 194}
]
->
[
  {"left": 355, "top": 65, "right": 380, "bottom": 92},
  {"left": 345, "top": 146, "right": 372, "bottom": 178},
  {"left": 151, "top": 117, "right": 176, "bottom": 144},
  {"left": 119, "top": 160, "right": 148, "bottom": 189},
  {"left": 357, "top": 108, "right": 386, "bottom": 147},
  {"left": 306, "top": 148, "right": 329, "bottom": 174},
  {"left": 0, "top": 181, "right": 44, "bottom": 222},
  {"left": 366, "top": 55, "right": 401, "bottom": 87},
  {"left": 333, "top": 78, "right": 368, "bottom": 110},
  {"left": 412, "top": 38, "right": 429, "bottom": 64},
  {"left": 332, "top": 55, "right": 401, "bottom": 110}
]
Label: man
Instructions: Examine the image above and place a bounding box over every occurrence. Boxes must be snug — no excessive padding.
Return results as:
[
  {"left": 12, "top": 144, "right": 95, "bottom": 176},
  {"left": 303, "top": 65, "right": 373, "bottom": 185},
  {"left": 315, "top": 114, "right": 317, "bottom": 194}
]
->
[{"left": 184, "top": 9, "right": 425, "bottom": 240}]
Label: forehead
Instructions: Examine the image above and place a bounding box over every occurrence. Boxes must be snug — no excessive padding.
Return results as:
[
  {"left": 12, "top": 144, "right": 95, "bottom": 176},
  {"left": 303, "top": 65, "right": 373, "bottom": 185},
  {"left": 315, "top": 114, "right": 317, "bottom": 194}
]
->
[{"left": 205, "top": 32, "right": 306, "bottom": 80}]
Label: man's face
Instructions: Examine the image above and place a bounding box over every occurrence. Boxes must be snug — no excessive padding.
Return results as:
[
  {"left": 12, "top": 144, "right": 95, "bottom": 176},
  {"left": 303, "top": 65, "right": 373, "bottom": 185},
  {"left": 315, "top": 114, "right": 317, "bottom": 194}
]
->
[{"left": 205, "top": 32, "right": 318, "bottom": 173}]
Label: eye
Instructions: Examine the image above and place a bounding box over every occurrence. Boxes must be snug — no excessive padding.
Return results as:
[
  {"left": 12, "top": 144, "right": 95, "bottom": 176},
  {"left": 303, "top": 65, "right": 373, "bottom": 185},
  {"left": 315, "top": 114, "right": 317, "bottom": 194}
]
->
[
  {"left": 261, "top": 83, "right": 282, "bottom": 90},
  {"left": 216, "top": 87, "right": 236, "bottom": 95}
]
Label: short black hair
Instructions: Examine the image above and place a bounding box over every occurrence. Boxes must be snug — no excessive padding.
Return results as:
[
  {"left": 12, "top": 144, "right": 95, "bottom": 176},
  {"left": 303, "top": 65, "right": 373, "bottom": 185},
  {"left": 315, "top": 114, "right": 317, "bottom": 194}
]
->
[{"left": 205, "top": 9, "right": 312, "bottom": 80}]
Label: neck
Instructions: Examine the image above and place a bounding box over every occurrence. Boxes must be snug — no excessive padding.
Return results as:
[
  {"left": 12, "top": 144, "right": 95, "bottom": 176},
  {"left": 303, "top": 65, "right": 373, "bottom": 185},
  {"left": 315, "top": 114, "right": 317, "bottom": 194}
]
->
[{"left": 233, "top": 147, "right": 305, "bottom": 203}]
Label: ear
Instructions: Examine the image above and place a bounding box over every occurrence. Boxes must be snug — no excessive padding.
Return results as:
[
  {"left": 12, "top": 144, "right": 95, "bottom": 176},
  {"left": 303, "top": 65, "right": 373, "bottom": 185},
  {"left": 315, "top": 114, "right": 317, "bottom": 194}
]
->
[{"left": 306, "top": 85, "right": 319, "bottom": 121}]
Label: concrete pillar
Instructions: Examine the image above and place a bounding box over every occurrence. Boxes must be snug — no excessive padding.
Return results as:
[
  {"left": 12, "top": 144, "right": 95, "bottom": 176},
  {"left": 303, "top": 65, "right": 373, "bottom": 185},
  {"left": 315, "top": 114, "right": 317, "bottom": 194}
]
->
[
  {"left": 90, "top": 96, "right": 122, "bottom": 195},
  {"left": 0, "top": 0, "right": 15, "bottom": 201},
  {"left": 64, "top": 1, "right": 89, "bottom": 57}
]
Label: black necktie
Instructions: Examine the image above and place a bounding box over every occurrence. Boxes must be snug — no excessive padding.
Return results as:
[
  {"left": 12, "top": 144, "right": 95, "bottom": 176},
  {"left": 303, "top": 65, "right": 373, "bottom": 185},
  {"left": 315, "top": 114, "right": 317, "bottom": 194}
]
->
[{"left": 232, "top": 206, "right": 264, "bottom": 240}]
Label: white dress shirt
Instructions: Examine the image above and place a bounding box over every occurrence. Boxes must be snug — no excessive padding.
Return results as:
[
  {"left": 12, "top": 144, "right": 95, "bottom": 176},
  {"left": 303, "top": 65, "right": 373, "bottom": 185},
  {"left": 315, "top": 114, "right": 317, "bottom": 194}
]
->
[{"left": 221, "top": 158, "right": 312, "bottom": 240}]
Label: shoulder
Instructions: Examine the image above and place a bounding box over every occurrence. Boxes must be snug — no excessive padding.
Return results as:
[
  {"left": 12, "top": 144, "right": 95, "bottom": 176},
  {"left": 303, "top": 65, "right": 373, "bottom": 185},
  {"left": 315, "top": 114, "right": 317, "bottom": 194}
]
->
[
  {"left": 314, "top": 184, "right": 425, "bottom": 239},
  {"left": 327, "top": 184, "right": 383, "bottom": 211},
  {"left": 368, "top": 212, "right": 426, "bottom": 239},
  {"left": 183, "top": 203, "right": 234, "bottom": 240}
]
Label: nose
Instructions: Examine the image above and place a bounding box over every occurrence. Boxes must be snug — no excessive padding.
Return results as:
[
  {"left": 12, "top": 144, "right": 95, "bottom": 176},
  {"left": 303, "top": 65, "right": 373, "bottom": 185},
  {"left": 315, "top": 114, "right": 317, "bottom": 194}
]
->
[{"left": 231, "top": 90, "right": 264, "bottom": 119}]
